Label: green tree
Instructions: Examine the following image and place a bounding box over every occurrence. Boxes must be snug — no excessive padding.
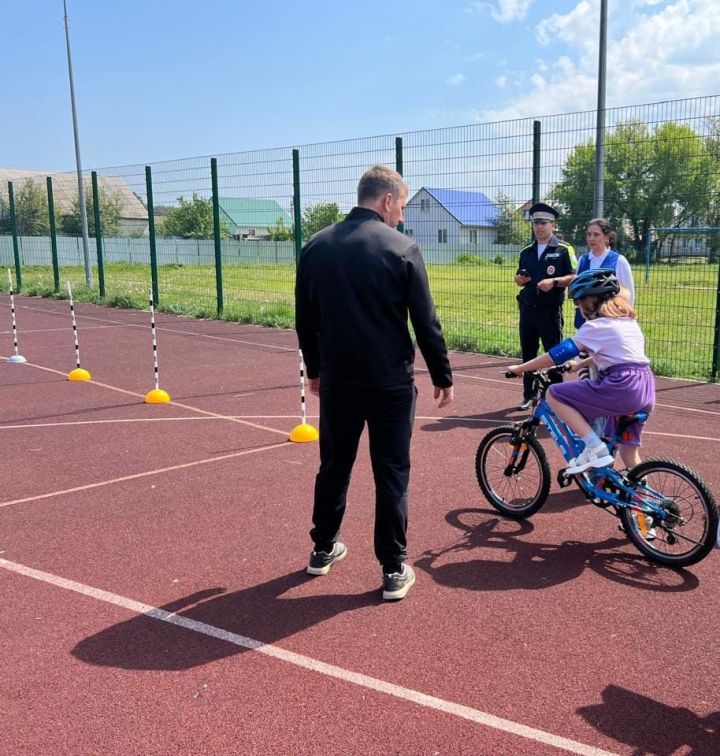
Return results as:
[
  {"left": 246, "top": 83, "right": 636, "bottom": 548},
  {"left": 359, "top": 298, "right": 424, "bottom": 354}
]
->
[
  {"left": 493, "top": 191, "right": 527, "bottom": 245},
  {"left": 0, "top": 179, "right": 52, "bottom": 235},
  {"left": 60, "top": 188, "right": 123, "bottom": 237},
  {"left": 551, "top": 120, "right": 719, "bottom": 257},
  {"left": 157, "top": 194, "right": 228, "bottom": 239},
  {"left": 301, "top": 201, "right": 343, "bottom": 240},
  {"left": 267, "top": 216, "right": 294, "bottom": 241}
]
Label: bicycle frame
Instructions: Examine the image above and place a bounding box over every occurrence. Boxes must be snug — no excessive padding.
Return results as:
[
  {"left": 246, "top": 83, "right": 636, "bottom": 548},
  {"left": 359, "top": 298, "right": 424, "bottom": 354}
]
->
[{"left": 515, "top": 370, "right": 672, "bottom": 526}]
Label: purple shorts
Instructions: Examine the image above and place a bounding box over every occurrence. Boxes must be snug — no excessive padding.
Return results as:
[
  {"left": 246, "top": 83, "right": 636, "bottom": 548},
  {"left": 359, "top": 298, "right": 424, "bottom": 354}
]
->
[{"left": 548, "top": 363, "right": 655, "bottom": 447}]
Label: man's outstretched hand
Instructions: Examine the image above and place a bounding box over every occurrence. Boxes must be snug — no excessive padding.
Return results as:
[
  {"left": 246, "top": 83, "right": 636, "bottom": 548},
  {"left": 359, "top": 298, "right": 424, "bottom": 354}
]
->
[{"left": 434, "top": 386, "right": 454, "bottom": 408}]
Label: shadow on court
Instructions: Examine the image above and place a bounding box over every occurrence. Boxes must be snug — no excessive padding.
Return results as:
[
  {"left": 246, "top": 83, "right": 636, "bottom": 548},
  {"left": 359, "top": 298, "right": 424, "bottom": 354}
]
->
[
  {"left": 415, "top": 509, "right": 699, "bottom": 593},
  {"left": 72, "top": 571, "right": 379, "bottom": 672},
  {"left": 578, "top": 684, "right": 720, "bottom": 755}
]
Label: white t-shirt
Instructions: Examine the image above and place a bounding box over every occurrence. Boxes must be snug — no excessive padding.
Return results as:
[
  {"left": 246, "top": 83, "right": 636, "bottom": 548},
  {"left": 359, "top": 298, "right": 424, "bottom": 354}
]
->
[
  {"left": 573, "top": 317, "right": 649, "bottom": 371},
  {"left": 584, "top": 250, "right": 635, "bottom": 304},
  {"left": 537, "top": 243, "right": 548, "bottom": 258}
]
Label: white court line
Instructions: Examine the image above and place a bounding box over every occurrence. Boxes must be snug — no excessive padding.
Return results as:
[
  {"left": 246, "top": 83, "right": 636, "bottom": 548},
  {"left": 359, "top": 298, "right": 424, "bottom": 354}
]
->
[
  {"left": 0, "top": 415, "right": 314, "bottom": 430},
  {"left": 0, "top": 414, "right": 490, "bottom": 431},
  {"left": 3, "top": 360, "right": 290, "bottom": 438},
  {"left": 0, "top": 557, "right": 616, "bottom": 756},
  {"left": 2, "top": 412, "right": 719, "bottom": 444},
  {"left": 15, "top": 302, "right": 294, "bottom": 352},
  {"left": 425, "top": 370, "right": 720, "bottom": 417},
  {"left": 17, "top": 302, "right": 720, "bottom": 415},
  {"left": 0, "top": 324, "right": 124, "bottom": 335},
  {"left": 0, "top": 441, "right": 291, "bottom": 509}
]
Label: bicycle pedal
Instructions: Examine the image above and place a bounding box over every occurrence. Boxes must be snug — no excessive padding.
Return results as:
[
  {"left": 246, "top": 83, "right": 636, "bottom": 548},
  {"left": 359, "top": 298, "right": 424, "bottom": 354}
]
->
[
  {"left": 591, "top": 498, "right": 611, "bottom": 508},
  {"left": 556, "top": 469, "right": 573, "bottom": 488}
]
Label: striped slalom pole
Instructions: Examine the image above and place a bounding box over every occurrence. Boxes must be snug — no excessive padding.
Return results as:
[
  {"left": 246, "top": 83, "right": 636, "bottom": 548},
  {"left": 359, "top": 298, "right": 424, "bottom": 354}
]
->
[
  {"left": 299, "top": 349, "right": 308, "bottom": 424},
  {"left": 66, "top": 281, "right": 91, "bottom": 381},
  {"left": 144, "top": 287, "right": 170, "bottom": 404},
  {"left": 6, "top": 268, "right": 26, "bottom": 364},
  {"left": 289, "top": 348, "right": 318, "bottom": 442}
]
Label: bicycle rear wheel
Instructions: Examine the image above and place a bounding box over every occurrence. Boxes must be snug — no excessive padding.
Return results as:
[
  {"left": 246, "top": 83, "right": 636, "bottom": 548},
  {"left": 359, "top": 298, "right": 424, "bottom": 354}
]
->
[
  {"left": 475, "top": 426, "right": 550, "bottom": 518},
  {"left": 621, "top": 458, "right": 719, "bottom": 567}
]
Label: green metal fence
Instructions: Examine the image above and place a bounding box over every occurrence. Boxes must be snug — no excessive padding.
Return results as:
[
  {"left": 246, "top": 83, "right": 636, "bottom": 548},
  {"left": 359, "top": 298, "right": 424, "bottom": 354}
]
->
[{"left": 1, "top": 95, "right": 719, "bottom": 379}]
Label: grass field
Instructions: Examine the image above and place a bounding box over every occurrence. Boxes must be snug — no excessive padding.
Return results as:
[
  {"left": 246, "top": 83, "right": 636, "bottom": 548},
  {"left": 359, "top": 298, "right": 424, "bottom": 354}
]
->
[{"left": 5, "top": 259, "right": 719, "bottom": 380}]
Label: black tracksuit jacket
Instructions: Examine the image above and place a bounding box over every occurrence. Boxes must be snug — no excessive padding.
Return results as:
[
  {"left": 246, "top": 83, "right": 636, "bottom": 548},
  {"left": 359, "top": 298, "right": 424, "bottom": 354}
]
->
[{"left": 295, "top": 207, "right": 452, "bottom": 389}]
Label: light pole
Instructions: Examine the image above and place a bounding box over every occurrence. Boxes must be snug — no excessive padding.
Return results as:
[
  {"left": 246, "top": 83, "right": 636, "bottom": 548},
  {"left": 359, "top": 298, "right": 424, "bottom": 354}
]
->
[
  {"left": 63, "top": 0, "right": 93, "bottom": 287},
  {"left": 593, "top": 0, "right": 608, "bottom": 218}
]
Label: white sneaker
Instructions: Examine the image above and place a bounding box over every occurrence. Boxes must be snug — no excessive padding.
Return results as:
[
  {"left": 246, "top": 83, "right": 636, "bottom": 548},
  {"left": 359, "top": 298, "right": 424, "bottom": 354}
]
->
[{"left": 565, "top": 444, "right": 614, "bottom": 475}]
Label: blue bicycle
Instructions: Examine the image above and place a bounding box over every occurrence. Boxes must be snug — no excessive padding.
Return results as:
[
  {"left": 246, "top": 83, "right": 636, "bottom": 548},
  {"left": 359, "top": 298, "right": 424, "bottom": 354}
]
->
[{"left": 475, "top": 364, "right": 719, "bottom": 567}]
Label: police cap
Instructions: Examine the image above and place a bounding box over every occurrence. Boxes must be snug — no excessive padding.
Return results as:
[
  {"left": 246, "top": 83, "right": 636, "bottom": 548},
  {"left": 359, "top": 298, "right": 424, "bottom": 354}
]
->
[{"left": 528, "top": 202, "right": 560, "bottom": 222}]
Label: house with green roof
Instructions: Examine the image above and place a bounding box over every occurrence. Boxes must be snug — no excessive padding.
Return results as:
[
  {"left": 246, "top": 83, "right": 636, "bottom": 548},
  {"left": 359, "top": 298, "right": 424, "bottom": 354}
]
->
[{"left": 218, "top": 198, "right": 292, "bottom": 240}]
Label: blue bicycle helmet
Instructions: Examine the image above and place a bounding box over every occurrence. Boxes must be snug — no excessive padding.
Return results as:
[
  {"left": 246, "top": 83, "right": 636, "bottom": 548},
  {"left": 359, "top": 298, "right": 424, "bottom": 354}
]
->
[{"left": 569, "top": 268, "right": 620, "bottom": 300}]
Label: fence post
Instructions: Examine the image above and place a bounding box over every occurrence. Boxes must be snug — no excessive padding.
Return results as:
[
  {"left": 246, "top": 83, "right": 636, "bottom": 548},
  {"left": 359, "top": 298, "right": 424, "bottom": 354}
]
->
[
  {"left": 532, "top": 121, "right": 541, "bottom": 205},
  {"left": 8, "top": 182, "right": 22, "bottom": 292},
  {"left": 292, "top": 149, "right": 302, "bottom": 266},
  {"left": 210, "top": 157, "right": 224, "bottom": 315},
  {"left": 531, "top": 120, "right": 541, "bottom": 243},
  {"left": 145, "top": 165, "right": 159, "bottom": 306},
  {"left": 712, "top": 257, "right": 720, "bottom": 382},
  {"left": 47, "top": 177, "right": 60, "bottom": 293},
  {"left": 644, "top": 225, "right": 653, "bottom": 285},
  {"left": 395, "top": 136, "right": 404, "bottom": 235},
  {"left": 91, "top": 171, "right": 106, "bottom": 298}
]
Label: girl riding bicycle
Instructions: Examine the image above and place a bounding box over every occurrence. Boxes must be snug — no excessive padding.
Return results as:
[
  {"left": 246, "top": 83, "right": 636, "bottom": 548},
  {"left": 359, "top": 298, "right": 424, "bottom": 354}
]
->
[{"left": 508, "top": 268, "right": 655, "bottom": 476}]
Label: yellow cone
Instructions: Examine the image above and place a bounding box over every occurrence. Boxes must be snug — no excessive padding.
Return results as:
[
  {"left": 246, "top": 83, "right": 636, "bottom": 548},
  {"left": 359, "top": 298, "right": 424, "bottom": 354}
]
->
[
  {"left": 68, "top": 367, "right": 91, "bottom": 381},
  {"left": 145, "top": 388, "right": 171, "bottom": 404},
  {"left": 290, "top": 423, "right": 319, "bottom": 443}
]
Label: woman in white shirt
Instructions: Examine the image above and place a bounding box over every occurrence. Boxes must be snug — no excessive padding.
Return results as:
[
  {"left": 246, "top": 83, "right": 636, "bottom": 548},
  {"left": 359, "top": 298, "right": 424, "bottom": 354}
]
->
[{"left": 574, "top": 218, "right": 635, "bottom": 330}]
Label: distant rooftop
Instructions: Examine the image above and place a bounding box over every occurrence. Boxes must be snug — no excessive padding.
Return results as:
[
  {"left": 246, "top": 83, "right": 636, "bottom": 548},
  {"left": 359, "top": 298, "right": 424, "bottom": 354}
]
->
[
  {"left": 218, "top": 197, "right": 292, "bottom": 229},
  {"left": 0, "top": 168, "right": 148, "bottom": 220},
  {"left": 421, "top": 187, "right": 499, "bottom": 227}
]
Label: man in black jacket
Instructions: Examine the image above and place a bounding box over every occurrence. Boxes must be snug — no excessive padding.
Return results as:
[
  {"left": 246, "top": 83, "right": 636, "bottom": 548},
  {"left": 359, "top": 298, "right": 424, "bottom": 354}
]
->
[
  {"left": 295, "top": 165, "right": 453, "bottom": 600},
  {"left": 515, "top": 203, "right": 575, "bottom": 410}
]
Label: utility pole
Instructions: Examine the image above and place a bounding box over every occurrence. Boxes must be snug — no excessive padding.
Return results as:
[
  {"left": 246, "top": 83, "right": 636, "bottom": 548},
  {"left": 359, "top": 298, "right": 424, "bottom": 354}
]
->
[
  {"left": 63, "top": 0, "right": 93, "bottom": 286},
  {"left": 593, "top": 0, "right": 608, "bottom": 218}
]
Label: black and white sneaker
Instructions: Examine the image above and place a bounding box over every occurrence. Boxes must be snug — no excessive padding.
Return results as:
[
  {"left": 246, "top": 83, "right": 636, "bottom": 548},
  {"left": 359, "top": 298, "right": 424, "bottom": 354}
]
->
[
  {"left": 307, "top": 542, "right": 347, "bottom": 575},
  {"left": 382, "top": 564, "right": 416, "bottom": 600},
  {"left": 518, "top": 398, "right": 534, "bottom": 411}
]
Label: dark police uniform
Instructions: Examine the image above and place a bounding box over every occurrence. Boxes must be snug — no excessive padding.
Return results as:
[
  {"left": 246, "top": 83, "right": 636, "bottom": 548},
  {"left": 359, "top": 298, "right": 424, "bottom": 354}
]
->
[{"left": 517, "top": 233, "right": 575, "bottom": 401}]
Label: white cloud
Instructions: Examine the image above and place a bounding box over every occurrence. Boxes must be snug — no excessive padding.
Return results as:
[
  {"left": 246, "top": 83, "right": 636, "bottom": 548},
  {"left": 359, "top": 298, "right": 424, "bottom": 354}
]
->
[
  {"left": 447, "top": 73, "right": 467, "bottom": 86},
  {"left": 480, "top": 0, "right": 720, "bottom": 122},
  {"left": 466, "top": 0, "right": 534, "bottom": 22},
  {"left": 489, "top": 0, "right": 534, "bottom": 23},
  {"left": 496, "top": 75, "right": 508, "bottom": 88}
]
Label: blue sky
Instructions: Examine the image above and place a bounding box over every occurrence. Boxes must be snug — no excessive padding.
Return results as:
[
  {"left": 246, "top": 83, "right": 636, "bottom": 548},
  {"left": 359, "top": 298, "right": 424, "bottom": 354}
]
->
[{"left": 2, "top": 0, "right": 718, "bottom": 172}]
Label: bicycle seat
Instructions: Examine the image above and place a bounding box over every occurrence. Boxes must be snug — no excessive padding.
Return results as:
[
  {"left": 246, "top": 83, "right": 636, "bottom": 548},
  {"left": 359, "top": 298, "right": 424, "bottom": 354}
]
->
[{"left": 615, "top": 412, "right": 649, "bottom": 434}]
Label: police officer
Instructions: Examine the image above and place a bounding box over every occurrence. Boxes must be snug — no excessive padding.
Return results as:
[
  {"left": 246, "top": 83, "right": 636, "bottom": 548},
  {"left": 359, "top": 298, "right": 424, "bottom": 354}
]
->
[{"left": 515, "top": 203, "right": 576, "bottom": 410}]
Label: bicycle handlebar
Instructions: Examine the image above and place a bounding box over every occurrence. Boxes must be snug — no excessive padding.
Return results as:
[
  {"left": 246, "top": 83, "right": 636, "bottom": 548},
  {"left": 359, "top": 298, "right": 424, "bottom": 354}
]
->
[{"left": 504, "top": 363, "right": 573, "bottom": 380}]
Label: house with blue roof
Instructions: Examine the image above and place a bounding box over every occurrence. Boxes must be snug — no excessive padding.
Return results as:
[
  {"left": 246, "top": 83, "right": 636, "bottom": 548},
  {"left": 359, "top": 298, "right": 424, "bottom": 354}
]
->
[{"left": 403, "top": 187, "right": 500, "bottom": 251}]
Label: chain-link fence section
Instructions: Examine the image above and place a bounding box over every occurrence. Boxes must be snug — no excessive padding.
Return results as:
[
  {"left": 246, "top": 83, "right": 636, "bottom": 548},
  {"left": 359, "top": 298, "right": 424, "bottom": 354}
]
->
[{"left": 2, "top": 95, "right": 719, "bottom": 379}]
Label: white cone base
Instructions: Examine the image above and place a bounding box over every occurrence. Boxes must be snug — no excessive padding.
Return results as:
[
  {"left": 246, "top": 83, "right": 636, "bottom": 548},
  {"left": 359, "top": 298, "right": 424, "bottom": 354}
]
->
[{"left": 7, "top": 355, "right": 26, "bottom": 364}]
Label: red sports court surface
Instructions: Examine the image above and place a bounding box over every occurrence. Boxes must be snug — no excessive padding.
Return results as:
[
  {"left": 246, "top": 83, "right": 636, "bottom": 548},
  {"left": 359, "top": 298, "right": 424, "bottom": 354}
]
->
[{"left": 1, "top": 296, "right": 718, "bottom": 755}]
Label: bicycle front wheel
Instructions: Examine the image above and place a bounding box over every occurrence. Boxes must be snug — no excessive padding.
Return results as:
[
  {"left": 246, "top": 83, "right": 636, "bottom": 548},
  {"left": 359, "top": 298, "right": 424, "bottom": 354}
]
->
[
  {"left": 621, "top": 458, "right": 719, "bottom": 567},
  {"left": 475, "top": 426, "right": 550, "bottom": 518}
]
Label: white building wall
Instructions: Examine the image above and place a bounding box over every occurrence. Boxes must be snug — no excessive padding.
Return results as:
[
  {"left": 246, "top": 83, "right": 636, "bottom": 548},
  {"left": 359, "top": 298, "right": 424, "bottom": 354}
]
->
[
  {"left": 403, "top": 189, "right": 462, "bottom": 248},
  {"left": 404, "top": 188, "right": 497, "bottom": 251}
]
